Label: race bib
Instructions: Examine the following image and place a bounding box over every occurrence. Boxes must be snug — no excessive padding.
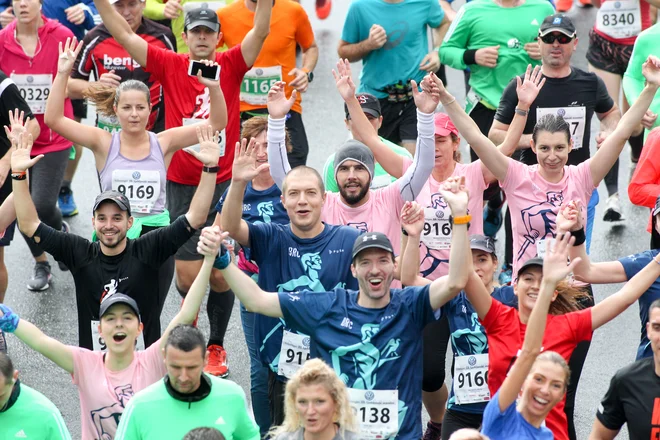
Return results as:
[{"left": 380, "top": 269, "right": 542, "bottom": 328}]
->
[
  {"left": 454, "top": 354, "right": 489, "bottom": 405},
  {"left": 182, "top": 118, "right": 226, "bottom": 158},
  {"left": 97, "top": 113, "right": 122, "bottom": 133},
  {"left": 348, "top": 389, "right": 399, "bottom": 439},
  {"left": 420, "top": 207, "right": 452, "bottom": 250},
  {"left": 111, "top": 169, "right": 161, "bottom": 214},
  {"left": 536, "top": 106, "right": 586, "bottom": 150},
  {"left": 597, "top": 0, "right": 642, "bottom": 39},
  {"left": 183, "top": 1, "right": 227, "bottom": 14},
  {"left": 241, "top": 66, "right": 282, "bottom": 105},
  {"left": 11, "top": 73, "right": 52, "bottom": 114},
  {"left": 91, "top": 320, "right": 145, "bottom": 351},
  {"left": 536, "top": 237, "right": 555, "bottom": 259},
  {"left": 277, "top": 330, "right": 311, "bottom": 379}
]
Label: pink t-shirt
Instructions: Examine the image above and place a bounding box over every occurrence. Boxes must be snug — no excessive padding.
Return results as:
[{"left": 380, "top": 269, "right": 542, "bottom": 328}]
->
[
  {"left": 72, "top": 341, "right": 167, "bottom": 440},
  {"left": 406, "top": 159, "right": 488, "bottom": 280},
  {"left": 502, "top": 159, "right": 596, "bottom": 277}
]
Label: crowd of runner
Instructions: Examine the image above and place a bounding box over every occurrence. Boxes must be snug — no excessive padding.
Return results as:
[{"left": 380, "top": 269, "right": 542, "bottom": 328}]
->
[{"left": 0, "top": 0, "right": 659, "bottom": 439}]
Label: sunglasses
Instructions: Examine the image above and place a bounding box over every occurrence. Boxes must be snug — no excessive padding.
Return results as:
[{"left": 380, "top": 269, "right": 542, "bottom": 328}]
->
[{"left": 539, "top": 33, "right": 574, "bottom": 44}]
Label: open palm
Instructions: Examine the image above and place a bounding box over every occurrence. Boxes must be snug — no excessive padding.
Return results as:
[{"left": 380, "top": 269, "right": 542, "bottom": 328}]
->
[
  {"left": 267, "top": 81, "right": 296, "bottom": 119},
  {"left": 516, "top": 65, "right": 546, "bottom": 108}
]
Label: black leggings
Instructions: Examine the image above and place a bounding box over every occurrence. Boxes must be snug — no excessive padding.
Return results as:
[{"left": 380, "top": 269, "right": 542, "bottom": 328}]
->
[
  {"left": 422, "top": 315, "right": 451, "bottom": 392},
  {"left": 441, "top": 409, "right": 483, "bottom": 440}
]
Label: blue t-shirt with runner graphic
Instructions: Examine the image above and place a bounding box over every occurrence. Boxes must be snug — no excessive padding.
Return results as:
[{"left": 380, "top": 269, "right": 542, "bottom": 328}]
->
[
  {"left": 248, "top": 222, "right": 360, "bottom": 379},
  {"left": 619, "top": 249, "right": 660, "bottom": 359},
  {"left": 444, "top": 285, "right": 517, "bottom": 414},
  {"left": 279, "top": 285, "right": 438, "bottom": 440},
  {"left": 215, "top": 182, "right": 288, "bottom": 225}
]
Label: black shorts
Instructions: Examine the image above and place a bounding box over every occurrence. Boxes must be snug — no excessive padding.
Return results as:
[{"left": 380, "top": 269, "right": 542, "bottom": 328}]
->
[
  {"left": 71, "top": 98, "right": 88, "bottom": 120},
  {"left": 166, "top": 179, "right": 230, "bottom": 261},
  {"left": 586, "top": 29, "right": 633, "bottom": 76},
  {"left": 241, "top": 109, "right": 309, "bottom": 168},
  {"left": 0, "top": 176, "right": 15, "bottom": 246},
  {"left": 441, "top": 409, "right": 484, "bottom": 440},
  {"left": 378, "top": 98, "right": 418, "bottom": 145}
]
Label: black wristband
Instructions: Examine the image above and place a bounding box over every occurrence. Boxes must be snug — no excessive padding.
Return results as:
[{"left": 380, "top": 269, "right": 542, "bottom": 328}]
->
[
  {"left": 571, "top": 228, "right": 586, "bottom": 246},
  {"left": 463, "top": 49, "right": 478, "bottom": 66},
  {"left": 401, "top": 228, "right": 409, "bottom": 236}
]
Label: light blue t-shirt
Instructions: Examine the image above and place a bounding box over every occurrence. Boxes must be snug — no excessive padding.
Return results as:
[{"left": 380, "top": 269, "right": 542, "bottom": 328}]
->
[
  {"left": 248, "top": 222, "right": 360, "bottom": 379},
  {"left": 280, "top": 285, "right": 438, "bottom": 440},
  {"left": 481, "top": 391, "right": 554, "bottom": 440},
  {"left": 341, "top": 0, "right": 444, "bottom": 98}
]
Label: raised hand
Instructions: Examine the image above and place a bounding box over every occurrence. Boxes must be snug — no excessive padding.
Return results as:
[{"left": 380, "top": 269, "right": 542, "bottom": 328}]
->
[
  {"left": 266, "top": 81, "right": 296, "bottom": 119},
  {"left": 642, "top": 55, "right": 660, "bottom": 87},
  {"left": 401, "top": 201, "right": 425, "bottom": 237},
  {"left": 57, "top": 37, "right": 83, "bottom": 74},
  {"left": 188, "top": 125, "right": 220, "bottom": 167},
  {"left": 4, "top": 109, "right": 29, "bottom": 145},
  {"left": 542, "top": 232, "right": 580, "bottom": 285},
  {"left": 439, "top": 176, "right": 469, "bottom": 215},
  {"left": 414, "top": 74, "right": 441, "bottom": 113},
  {"left": 195, "top": 59, "right": 221, "bottom": 89},
  {"left": 332, "top": 59, "right": 357, "bottom": 102},
  {"left": 516, "top": 65, "right": 546, "bottom": 109},
  {"left": 429, "top": 71, "right": 453, "bottom": 103},
  {"left": 231, "top": 137, "right": 270, "bottom": 183},
  {"left": 10, "top": 133, "right": 42, "bottom": 173}
]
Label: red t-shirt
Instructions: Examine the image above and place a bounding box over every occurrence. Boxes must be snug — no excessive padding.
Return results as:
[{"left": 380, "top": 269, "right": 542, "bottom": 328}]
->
[
  {"left": 481, "top": 299, "right": 593, "bottom": 440},
  {"left": 145, "top": 44, "right": 248, "bottom": 185}
]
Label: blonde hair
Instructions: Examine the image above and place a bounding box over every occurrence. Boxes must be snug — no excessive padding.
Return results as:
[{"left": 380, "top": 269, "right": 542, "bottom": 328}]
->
[
  {"left": 241, "top": 116, "right": 292, "bottom": 153},
  {"left": 83, "top": 80, "right": 151, "bottom": 117},
  {"left": 548, "top": 280, "right": 591, "bottom": 315},
  {"left": 268, "top": 359, "right": 357, "bottom": 439},
  {"left": 532, "top": 350, "right": 571, "bottom": 390}
]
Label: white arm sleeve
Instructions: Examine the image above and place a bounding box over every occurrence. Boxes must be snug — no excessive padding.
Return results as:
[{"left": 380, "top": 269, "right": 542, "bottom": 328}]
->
[
  {"left": 398, "top": 110, "right": 435, "bottom": 201},
  {"left": 267, "top": 116, "right": 291, "bottom": 190}
]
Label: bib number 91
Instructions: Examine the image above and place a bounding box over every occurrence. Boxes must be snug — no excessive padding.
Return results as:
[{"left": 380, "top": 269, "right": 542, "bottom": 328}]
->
[{"left": 285, "top": 348, "right": 310, "bottom": 365}]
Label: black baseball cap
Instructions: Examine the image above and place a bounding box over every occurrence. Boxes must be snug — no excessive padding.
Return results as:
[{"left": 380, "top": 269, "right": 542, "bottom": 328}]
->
[
  {"left": 184, "top": 8, "right": 220, "bottom": 33},
  {"left": 516, "top": 257, "right": 544, "bottom": 280},
  {"left": 352, "top": 232, "right": 394, "bottom": 260},
  {"left": 345, "top": 93, "right": 381, "bottom": 120},
  {"left": 539, "top": 14, "right": 577, "bottom": 38},
  {"left": 653, "top": 195, "right": 660, "bottom": 216},
  {"left": 470, "top": 234, "right": 496, "bottom": 254},
  {"left": 99, "top": 293, "right": 141, "bottom": 321},
  {"left": 93, "top": 190, "right": 131, "bottom": 216}
]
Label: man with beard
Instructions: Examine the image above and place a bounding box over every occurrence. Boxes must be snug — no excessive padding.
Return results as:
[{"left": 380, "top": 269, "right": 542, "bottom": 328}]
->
[{"left": 11, "top": 127, "right": 219, "bottom": 350}]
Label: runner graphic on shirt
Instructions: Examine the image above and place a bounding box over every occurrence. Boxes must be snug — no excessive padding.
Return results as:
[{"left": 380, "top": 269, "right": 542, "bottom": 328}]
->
[
  {"left": 330, "top": 323, "right": 408, "bottom": 431},
  {"left": 90, "top": 384, "right": 135, "bottom": 440},
  {"left": 451, "top": 313, "right": 487, "bottom": 357},
  {"left": 517, "top": 191, "right": 564, "bottom": 261},
  {"left": 257, "top": 201, "right": 274, "bottom": 223},
  {"left": 192, "top": 88, "right": 211, "bottom": 119},
  {"left": 347, "top": 221, "right": 369, "bottom": 233}
]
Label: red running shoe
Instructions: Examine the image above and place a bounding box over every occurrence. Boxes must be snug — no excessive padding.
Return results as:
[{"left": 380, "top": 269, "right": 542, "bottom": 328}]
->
[
  {"left": 205, "top": 344, "right": 229, "bottom": 378},
  {"left": 316, "top": 0, "right": 331, "bottom": 19}
]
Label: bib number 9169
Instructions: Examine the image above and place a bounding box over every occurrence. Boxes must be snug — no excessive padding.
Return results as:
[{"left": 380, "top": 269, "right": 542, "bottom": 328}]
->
[{"left": 117, "top": 184, "right": 155, "bottom": 200}]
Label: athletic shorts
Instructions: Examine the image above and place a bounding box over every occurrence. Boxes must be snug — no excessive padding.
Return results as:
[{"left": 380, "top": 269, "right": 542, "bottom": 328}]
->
[
  {"left": 0, "top": 177, "right": 15, "bottom": 246},
  {"left": 166, "top": 179, "right": 230, "bottom": 261},
  {"left": 378, "top": 98, "right": 418, "bottom": 145},
  {"left": 586, "top": 29, "right": 634, "bottom": 76},
  {"left": 71, "top": 98, "right": 88, "bottom": 120}
]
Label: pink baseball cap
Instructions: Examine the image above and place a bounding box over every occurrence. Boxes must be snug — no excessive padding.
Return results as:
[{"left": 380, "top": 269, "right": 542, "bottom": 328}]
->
[{"left": 434, "top": 113, "right": 459, "bottom": 137}]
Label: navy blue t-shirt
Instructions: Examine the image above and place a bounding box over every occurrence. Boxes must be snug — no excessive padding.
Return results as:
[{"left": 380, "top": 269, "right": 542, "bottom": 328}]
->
[
  {"left": 444, "top": 285, "right": 517, "bottom": 414},
  {"left": 619, "top": 249, "right": 660, "bottom": 359},
  {"left": 280, "top": 285, "right": 439, "bottom": 440},
  {"left": 248, "top": 222, "right": 360, "bottom": 378}
]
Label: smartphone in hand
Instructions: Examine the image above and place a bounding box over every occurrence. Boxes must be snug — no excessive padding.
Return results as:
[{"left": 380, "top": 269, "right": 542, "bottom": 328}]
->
[{"left": 188, "top": 61, "right": 220, "bottom": 81}]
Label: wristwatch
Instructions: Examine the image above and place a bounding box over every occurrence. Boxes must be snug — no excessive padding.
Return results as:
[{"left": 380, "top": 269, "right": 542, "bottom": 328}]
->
[
  {"left": 514, "top": 107, "right": 529, "bottom": 116},
  {"left": 302, "top": 68, "right": 314, "bottom": 83},
  {"left": 203, "top": 165, "right": 219, "bottom": 173}
]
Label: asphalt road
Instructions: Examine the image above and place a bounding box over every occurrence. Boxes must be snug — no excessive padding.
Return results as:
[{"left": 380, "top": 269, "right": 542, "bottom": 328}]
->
[{"left": 2, "top": 1, "right": 647, "bottom": 438}]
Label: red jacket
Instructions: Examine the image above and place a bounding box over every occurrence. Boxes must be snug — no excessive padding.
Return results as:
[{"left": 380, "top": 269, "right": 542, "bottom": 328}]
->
[
  {"left": 0, "top": 16, "right": 74, "bottom": 155},
  {"left": 628, "top": 127, "right": 660, "bottom": 232}
]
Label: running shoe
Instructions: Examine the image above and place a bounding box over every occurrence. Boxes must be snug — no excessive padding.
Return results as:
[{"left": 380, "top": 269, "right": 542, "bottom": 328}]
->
[
  {"left": 499, "top": 264, "right": 513, "bottom": 286},
  {"left": 205, "top": 344, "right": 229, "bottom": 378},
  {"left": 58, "top": 187, "right": 78, "bottom": 217},
  {"left": 603, "top": 193, "right": 625, "bottom": 222},
  {"left": 316, "top": 0, "right": 331, "bottom": 19},
  {"left": 422, "top": 421, "right": 443, "bottom": 440},
  {"left": 57, "top": 221, "right": 71, "bottom": 272},
  {"left": 0, "top": 329, "right": 7, "bottom": 354},
  {"left": 27, "top": 261, "right": 52, "bottom": 291},
  {"left": 483, "top": 204, "right": 503, "bottom": 238}
]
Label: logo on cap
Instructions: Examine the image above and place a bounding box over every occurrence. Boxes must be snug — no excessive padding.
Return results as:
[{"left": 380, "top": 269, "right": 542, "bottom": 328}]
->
[
  {"left": 553, "top": 17, "right": 562, "bottom": 24},
  {"left": 363, "top": 234, "right": 378, "bottom": 242},
  {"left": 357, "top": 94, "right": 369, "bottom": 104}
]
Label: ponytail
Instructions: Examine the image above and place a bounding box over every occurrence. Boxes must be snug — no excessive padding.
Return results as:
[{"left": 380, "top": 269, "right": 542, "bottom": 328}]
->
[{"left": 82, "top": 80, "right": 151, "bottom": 117}]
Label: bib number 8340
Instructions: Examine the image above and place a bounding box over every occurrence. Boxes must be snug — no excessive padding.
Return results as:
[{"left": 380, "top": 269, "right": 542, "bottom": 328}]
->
[
  {"left": 353, "top": 406, "right": 391, "bottom": 424},
  {"left": 601, "top": 12, "right": 635, "bottom": 26},
  {"left": 457, "top": 370, "right": 488, "bottom": 388},
  {"left": 117, "top": 184, "right": 155, "bottom": 199}
]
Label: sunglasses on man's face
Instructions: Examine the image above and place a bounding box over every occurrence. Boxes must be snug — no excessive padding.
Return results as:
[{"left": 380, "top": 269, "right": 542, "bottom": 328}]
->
[{"left": 539, "top": 33, "right": 574, "bottom": 44}]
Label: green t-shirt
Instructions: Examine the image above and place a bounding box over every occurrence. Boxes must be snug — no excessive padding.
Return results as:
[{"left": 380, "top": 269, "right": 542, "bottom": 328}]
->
[
  {"left": 0, "top": 383, "right": 72, "bottom": 440},
  {"left": 115, "top": 375, "right": 260, "bottom": 440},
  {"left": 624, "top": 23, "right": 660, "bottom": 141},
  {"left": 441, "top": 0, "right": 554, "bottom": 110},
  {"left": 144, "top": 0, "right": 234, "bottom": 54},
  {"left": 323, "top": 136, "right": 413, "bottom": 192}
]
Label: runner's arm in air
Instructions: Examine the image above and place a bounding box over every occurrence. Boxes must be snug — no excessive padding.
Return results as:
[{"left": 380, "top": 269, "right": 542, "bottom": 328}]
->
[
  {"left": 628, "top": 128, "right": 660, "bottom": 208},
  {"left": 0, "top": 305, "right": 74, "bottom": 373},
  {"left": 44, "top": 38, "right": 110, "bottom": 160},
  {"left": 589, "top": 56, "right": 660, "bottom": 187},
  {"left": 335, "top": 59, "right": 405, "bottom": 178},
  {"left": 11, "top": 133, "right": 48, "bottom": 237},
  {"left": 399, "top": 201, "right": 432, "bottom": 287},
  {"left": 427, "top": 176, "right": 471, "bottom": 309},
  {"left": 91, "top": 0, "right": 148, "bottom": 68},
  {"left": 221, "top": 138, "right": 269, "bottom": 247},
  {"left": 158, "top": 65, "right": 228, "bottom": 159},
  {"left": 266, "top": 81, "right": 294, "bottom": 189},
  {"left": 497, "top": 233, "right": 579, "bottom": 412},
  {"left": 240, "top": 0, "right": 273, "bottom": 66}
]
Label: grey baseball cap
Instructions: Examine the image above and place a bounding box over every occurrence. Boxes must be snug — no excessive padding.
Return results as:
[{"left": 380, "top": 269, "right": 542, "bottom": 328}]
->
[
  {"left": 93, "top": 190, "right": 131, "bottom": 216},
  {"left": 517, "top": 257, "right": 544, "bottom": 280},
  {"left": 470, "top": 234, "right": 496, "bottom": 254}
]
